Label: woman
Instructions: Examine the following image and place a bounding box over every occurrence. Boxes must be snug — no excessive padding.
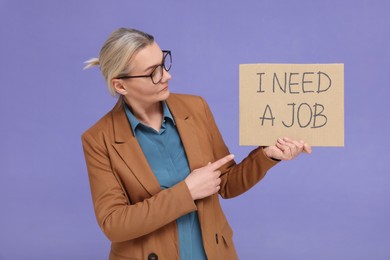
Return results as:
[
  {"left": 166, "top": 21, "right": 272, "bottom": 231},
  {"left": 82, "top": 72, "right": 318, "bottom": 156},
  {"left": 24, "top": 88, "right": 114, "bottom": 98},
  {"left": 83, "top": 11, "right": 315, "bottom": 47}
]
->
[{"left": 82, "top": 28, "right": 311, "bottom": 260}]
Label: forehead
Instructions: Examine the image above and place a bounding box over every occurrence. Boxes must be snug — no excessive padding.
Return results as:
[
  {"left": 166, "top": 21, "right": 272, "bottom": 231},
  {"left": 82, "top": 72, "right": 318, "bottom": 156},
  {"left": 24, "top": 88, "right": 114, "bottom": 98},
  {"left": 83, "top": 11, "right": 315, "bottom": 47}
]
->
[{"left": 132, "top": 42, "right": 162, "bottom": 70}]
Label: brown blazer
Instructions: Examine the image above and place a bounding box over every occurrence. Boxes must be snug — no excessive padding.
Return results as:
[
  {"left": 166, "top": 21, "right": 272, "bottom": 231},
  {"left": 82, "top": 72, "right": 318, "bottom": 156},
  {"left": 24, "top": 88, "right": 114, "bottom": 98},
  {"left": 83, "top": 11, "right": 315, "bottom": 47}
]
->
[{"left": 82, "top": 93, "right": 278, "bottom": 260}]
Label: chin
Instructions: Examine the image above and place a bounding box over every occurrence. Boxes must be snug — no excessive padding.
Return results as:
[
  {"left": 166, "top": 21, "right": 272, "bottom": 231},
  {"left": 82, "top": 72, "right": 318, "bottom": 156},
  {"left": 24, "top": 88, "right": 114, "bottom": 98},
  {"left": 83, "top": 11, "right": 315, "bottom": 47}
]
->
[{"left": 159, "top": 88, "right": 170, "bottom": 100}]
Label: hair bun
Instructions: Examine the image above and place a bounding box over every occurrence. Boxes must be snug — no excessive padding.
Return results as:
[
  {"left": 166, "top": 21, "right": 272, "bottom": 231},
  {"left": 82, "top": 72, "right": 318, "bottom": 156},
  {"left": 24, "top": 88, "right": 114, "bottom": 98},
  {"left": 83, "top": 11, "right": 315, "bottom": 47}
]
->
[{"left": 83, "top": 58, "right": 100, "bottom": 70}]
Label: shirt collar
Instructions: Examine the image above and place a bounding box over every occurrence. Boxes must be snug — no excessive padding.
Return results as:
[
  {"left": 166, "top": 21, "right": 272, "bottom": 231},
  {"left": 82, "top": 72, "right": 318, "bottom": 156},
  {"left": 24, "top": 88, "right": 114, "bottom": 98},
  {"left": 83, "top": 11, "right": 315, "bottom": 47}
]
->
[
  {"left": 162, "top": 101, "right": 175, "bottom": 124},
  {"left": 124, "top": 101, "right": 175, "bottom": 134}
]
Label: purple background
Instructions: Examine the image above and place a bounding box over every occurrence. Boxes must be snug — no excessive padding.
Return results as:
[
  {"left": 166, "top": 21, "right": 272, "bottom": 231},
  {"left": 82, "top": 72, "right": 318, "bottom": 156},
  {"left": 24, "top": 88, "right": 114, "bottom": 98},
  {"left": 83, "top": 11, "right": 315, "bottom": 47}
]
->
[{"left": 1, "top": 0, "right": 389, "bottom": 259}]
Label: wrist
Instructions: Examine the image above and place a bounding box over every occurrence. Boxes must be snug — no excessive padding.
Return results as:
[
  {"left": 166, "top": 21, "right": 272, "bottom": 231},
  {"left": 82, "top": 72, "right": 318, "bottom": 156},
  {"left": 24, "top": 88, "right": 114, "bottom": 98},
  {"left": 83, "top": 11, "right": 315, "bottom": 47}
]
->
[
  {"left": 261, "top": 146, "right": 271, "bottom": 158},
  {"left": 261, "top": 146, "right": 281, "bottom": 162}
]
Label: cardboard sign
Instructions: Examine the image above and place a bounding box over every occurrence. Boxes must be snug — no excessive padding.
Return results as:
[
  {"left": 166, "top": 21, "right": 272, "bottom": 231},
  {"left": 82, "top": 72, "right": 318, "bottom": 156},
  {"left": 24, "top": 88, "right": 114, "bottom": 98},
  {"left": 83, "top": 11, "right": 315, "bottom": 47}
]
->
[{"left": 239, "top": 64, "right": 344, "bottom": 147}]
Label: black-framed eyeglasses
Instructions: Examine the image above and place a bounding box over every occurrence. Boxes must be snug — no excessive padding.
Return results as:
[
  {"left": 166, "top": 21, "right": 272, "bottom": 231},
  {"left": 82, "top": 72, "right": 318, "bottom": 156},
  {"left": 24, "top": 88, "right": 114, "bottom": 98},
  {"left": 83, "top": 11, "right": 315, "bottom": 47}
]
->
[{"left": 115, "top": 50, "right": 172, "bottom": 84}]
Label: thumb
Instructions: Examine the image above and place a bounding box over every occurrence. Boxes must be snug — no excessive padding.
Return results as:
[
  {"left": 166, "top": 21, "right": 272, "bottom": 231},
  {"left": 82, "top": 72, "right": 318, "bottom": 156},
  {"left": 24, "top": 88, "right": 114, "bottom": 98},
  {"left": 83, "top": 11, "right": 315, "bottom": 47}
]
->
[{"left": 303, "top": 143, "right": 312, "bottom": 154}]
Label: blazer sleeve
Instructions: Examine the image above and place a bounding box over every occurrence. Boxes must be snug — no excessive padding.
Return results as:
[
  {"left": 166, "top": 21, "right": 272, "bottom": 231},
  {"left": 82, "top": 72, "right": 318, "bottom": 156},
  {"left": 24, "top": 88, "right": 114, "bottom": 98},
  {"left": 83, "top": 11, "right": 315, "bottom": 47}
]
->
[
  {"left": 199, "top": 97, "right": 279, "bottom": 199},
  {"left": 82, "top": 130, "right": 197, "bottom": 243}
]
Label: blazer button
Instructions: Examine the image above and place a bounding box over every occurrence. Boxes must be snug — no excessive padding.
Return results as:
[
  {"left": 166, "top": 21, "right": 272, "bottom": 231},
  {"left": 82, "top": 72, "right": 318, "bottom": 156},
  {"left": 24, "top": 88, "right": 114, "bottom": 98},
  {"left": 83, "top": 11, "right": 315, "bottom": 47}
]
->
[{"left": 148, "top": 253, "right": 158, "bottom": 260}]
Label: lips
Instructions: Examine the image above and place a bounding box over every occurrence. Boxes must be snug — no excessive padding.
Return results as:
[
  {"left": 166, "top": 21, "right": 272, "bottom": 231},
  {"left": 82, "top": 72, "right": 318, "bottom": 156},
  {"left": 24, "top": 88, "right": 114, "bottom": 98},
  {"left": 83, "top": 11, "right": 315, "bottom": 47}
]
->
[{"left": 160, "top": 86, "right": 168, "bottom": 92}]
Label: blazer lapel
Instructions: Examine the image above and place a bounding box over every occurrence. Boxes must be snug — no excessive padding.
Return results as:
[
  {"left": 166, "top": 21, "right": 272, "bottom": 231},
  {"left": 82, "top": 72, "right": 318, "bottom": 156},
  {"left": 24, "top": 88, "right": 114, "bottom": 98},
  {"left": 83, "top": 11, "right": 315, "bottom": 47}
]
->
[
  {"left": 110, "top": 100, "right": 161, "bottom": 196},
  {"left": 167, "top": 95, "right": 206, "bottom": 170},
  {"left": 167, "top": 95, "right": 207, "bottom": 213}
]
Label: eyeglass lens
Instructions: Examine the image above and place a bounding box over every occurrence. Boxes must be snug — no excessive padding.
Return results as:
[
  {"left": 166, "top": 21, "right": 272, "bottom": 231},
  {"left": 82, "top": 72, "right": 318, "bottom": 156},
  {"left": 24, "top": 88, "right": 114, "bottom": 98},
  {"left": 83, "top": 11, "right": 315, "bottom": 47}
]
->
[{"left": 151, "top": 51, "right": 172, "bottom": 84}]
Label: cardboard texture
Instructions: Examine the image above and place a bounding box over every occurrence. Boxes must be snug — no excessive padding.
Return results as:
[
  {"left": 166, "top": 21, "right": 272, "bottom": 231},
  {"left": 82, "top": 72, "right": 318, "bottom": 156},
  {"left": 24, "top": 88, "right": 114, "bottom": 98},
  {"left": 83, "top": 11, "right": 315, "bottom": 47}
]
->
[{"left": 239, "top": 63, "right": 344, "bottom": 147}]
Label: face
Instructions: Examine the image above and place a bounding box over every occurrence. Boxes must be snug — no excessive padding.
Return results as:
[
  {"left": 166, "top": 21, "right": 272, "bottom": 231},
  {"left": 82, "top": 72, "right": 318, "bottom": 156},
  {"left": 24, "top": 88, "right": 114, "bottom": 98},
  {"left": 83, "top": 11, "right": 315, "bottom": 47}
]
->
[{"left": 112, "top": 42, "right": 172, "bottom": 108}]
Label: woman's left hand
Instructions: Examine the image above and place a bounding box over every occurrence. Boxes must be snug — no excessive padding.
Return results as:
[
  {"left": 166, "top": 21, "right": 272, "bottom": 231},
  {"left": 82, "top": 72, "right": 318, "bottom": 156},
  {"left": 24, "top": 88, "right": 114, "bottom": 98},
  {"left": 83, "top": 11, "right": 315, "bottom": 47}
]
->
[{"left": 263, "top": 137, "right": 312, "bottom": 161}]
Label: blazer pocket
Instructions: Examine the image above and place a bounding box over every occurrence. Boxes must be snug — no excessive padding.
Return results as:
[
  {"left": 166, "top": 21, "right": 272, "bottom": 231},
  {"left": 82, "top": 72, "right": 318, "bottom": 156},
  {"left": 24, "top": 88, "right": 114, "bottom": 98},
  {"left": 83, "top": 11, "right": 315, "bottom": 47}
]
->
[
  {"left": 110, "top": 250, "right": 139, "bottom": 260},
  {"left": 221, "top": 222, "right": 234, "bottom": 247},
  {"left": 217, "top": 223, "right": 238, "bottom": 260}
]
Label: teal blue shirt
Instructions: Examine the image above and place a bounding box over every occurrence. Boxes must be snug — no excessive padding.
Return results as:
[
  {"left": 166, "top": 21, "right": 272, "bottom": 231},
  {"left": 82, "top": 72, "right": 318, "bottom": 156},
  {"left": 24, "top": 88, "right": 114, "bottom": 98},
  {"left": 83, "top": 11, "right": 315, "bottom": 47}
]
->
[{"left": 124, "top": 102, "right": 207, "bottom": 260}]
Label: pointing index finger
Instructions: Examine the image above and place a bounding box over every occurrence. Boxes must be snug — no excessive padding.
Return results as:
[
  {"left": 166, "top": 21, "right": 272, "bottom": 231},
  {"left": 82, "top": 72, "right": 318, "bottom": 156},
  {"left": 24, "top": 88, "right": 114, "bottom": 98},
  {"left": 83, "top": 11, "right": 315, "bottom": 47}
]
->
[{"left": 209, "top": 154, "right": 235, "bottom": 170}]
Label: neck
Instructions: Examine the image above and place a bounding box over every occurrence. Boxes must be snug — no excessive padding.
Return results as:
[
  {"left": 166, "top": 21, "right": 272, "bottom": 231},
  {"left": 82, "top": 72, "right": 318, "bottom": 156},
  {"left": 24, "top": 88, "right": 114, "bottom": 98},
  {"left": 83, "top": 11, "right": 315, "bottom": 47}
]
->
[{"left": 125, "top": 99, "right": 163, "bottom": 131}]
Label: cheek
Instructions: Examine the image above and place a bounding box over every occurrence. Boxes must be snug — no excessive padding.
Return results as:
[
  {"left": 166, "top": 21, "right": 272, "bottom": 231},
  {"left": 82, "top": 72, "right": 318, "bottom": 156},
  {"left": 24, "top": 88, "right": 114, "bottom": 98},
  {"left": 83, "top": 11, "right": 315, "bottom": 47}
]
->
[{"left": 126, "top": 84, "right": 156, "bottom": 99}]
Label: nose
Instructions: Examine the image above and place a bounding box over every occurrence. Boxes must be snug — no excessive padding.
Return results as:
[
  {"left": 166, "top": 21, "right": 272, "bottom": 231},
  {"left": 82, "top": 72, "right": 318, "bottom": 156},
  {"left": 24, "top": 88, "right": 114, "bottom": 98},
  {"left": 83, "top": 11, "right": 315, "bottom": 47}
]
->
[{"left": 161, "top": 67, "right": 172, "bottom": 82}]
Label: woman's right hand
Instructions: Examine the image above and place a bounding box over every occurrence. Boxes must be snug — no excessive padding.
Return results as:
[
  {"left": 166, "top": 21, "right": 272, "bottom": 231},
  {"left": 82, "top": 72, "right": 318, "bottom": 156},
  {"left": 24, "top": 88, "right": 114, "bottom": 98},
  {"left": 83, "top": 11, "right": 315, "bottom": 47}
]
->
[{"left": 185, "top": 154, "right": 234, "bottom": 200}]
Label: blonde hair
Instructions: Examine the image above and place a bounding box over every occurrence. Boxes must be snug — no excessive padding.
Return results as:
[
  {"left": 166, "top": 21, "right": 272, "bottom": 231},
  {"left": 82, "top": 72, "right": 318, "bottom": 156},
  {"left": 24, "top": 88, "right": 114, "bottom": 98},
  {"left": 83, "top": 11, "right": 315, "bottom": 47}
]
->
[{"left": 84, "top": 28, "right": 155, "bottom": 96}]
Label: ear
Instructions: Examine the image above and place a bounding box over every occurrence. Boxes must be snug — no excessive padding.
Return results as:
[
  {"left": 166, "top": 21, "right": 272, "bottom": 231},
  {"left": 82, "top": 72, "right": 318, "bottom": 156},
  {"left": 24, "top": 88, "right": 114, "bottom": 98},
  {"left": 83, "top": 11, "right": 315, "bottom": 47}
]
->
[{"left": 112, "top": 79, "right": 127, "bottom": 95}]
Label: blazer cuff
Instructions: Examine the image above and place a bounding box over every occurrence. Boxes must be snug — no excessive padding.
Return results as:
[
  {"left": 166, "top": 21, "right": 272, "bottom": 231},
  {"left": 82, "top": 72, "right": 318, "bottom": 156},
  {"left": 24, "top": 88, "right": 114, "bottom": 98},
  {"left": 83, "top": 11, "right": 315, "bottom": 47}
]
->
[
  {"left": 172, "top": 180, "right": 197, "bottom": 212},
  {"left": 250, "top": 146, "right": 280, "bottom": 167}
]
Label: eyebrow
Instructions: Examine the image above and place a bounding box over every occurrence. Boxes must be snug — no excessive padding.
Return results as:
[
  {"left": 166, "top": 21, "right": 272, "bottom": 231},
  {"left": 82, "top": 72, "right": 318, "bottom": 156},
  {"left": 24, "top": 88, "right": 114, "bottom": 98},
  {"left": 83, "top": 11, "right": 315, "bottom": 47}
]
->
[
  {"left": 143, "top": 52, "right": 165, "bottom": 72},
  {"left": 143, "top": 63, "right": 160, "bottom": 73}
]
